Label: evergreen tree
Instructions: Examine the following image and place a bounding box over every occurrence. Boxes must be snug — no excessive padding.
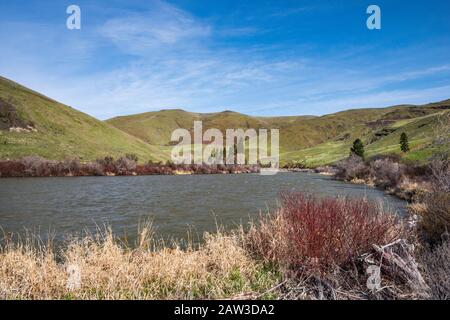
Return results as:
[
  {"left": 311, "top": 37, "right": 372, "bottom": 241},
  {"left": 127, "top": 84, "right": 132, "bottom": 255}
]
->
[
  {"left": 350, "top": 139, "right": 365, "bottom": 158},
  {"left": 400, "top": 132, "right": 410, "bottom": 153}
]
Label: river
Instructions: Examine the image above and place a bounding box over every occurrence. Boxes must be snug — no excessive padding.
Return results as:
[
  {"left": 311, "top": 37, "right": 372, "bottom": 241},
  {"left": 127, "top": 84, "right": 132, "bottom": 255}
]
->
[{"left": 0, "top": 172, "right": 406, "bottom": 244}]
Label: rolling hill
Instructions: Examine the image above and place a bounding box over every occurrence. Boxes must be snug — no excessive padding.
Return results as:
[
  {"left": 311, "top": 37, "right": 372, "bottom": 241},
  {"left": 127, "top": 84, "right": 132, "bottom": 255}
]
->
[
  {"left": 0, "top": 76, "right": 166, "bottom": 162},
  {"left": 1, "top": 76, "right": 448, "bottom": 166},
  {"left": 108, "top": 101, "right": 449, "bottom": 166}
]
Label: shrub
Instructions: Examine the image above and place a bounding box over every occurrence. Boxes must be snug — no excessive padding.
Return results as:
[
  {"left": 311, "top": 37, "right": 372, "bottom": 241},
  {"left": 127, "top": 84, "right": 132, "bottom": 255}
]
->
[
  {"left": 96, "top": 157, "right": 116, "bottom": 174},
  {"left": 350, "top": 139, "right": 365, "bottom": 159},
  {"left": 0, "top": 161, "right": 25, "bottom": 177},
  {"left": 416, "top": 154, "right": 450, "bottom": 245},
  {"left": 83, "top": 162, "right": 105, "bottom": 176},
  {"left": 335, "top": 155, "right": 369, "bottom": 181},
  {"left": 114, "top": 157, "right": 137, "bottom": 175},
  {"left": 0, "top": 156, "right": 260, "bottom": 177},
  {"left": 61, "top": 158, "right": 81, "bottom": 176},
  {"left": 369, "top": 158, "right": 405, "bottom": 189},
  {"left": 404, "top": 162, "right": 431, "bottom": 178},
  {"left": 419, "top": 240, "right": 450, "bottom": 299},
  {"left": 246, "top": 192, "right": 401, "bottom": 274},
  {"left": 21, "top": 156, "right": 58, "bottom": 177},
  {"left": 400, "top": 132, "right": 410, "bottom": 153},
  {"left": 283, "top": 161, "right": 306, "bottom": 170},
  {"left": 417, "top": 192, "right": 450, "bottom": 245},
  {"left": 429, "top": 153, "right": 450, "bottom": 193}
]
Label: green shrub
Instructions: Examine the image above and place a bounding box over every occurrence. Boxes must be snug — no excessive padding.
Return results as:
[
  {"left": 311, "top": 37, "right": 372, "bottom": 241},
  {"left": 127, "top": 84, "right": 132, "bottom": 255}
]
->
[{"left": 350, "top": 139, "right": 365, "bottom": 159}]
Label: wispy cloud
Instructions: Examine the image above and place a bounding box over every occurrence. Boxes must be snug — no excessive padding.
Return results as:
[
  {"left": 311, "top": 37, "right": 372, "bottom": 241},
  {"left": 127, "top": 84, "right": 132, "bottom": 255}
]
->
[
  {"left": 0, "top": 0, "right": 449, "bottom": 119},
  {"left": 215, "top": 27, "right": 261, "bottom": 37},
  {"left": 98, "top": 2, "right": 210, "bottom": 54},
  {"left": 268, "top": 6, "right": 315, "bottom": 18}
]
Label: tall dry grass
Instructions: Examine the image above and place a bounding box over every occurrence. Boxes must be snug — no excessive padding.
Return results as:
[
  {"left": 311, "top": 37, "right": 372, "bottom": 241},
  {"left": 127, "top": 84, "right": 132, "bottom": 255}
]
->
[
  {"left": 415, "top": 154, "right": 450, "bottom": 245},
  {"left": 419, "top": 240, "right": 450, "bottom": 299},
  {"left": 0, "top": 225, "right": 279, "bottom": 300}
]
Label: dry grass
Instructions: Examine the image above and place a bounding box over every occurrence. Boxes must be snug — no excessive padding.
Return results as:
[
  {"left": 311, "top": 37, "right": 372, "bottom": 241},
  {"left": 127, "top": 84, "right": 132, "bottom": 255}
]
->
[
  {"left": 416, "top": 192, "right": 450, "bottom": 245},
  {"left": 0, "top": 226, "right": 280, "bottom": 300},
  {"left": 419, "top": 240, "right": 450, "bottom": 299}
]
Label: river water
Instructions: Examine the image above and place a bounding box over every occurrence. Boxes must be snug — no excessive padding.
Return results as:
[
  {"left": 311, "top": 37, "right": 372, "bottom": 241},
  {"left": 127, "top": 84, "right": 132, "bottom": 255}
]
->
[{"left": 0, "top": 173, "right": 406, "bottom": 243}]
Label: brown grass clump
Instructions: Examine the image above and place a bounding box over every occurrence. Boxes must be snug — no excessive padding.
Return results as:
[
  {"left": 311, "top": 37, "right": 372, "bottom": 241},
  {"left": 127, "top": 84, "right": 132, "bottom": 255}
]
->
[
  {"left": 0, "top": 227, "right": 280, "bottom": 300},
  {"left": 419, "top": 240, "right": 450, "bottom": 299},
  {"left": 416, "top": 154, "right": 450, "bottom": 245},
  {"left": 416, "top": 192, "right": 450, "bottom": 245}
]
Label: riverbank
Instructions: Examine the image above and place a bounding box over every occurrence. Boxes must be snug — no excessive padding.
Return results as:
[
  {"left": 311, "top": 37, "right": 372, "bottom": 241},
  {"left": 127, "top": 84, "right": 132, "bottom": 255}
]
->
[
  {"left": 2, "top": 192, "right": 447, "bottom": 300},
  {"left": 312, "top": 155, "right": 436, "bottom": 202},
  {"left": 0, "top": 156, "right": 260, "bottom": 178}
]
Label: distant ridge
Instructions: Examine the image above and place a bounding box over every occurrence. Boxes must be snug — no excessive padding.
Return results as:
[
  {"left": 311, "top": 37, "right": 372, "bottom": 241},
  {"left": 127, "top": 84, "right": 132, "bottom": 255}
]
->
[
  {"left": 1, "top": 76, "right": 448, "bottom": 165},
  {"left": 107, "top": 99, "right": 449, "bottom": 165}
]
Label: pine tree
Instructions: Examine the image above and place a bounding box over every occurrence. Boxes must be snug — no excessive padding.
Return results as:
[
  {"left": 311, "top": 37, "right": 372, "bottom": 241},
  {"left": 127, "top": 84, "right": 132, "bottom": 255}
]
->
[
  {"left": 350, "top": 139, "right": 365, "bottom": 159},
  {"left": 400, "top": 132, "right": 410, "bottom": 153}
]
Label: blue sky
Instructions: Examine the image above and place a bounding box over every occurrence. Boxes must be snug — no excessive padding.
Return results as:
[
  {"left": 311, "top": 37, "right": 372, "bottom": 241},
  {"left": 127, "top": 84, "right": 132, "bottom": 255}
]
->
[{"left": 0, "top": 0, "right": 449, "bottom": 119}]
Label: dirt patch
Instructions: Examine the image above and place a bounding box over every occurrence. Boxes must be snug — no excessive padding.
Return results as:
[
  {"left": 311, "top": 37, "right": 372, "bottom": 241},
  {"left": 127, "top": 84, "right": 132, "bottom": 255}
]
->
[{"left": 0, "top": 98, "right": 34, "bottom": 130}]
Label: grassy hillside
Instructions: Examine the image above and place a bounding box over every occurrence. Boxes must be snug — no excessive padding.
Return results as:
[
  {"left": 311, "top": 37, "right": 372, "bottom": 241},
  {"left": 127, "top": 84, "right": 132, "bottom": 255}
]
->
[
  {"left": 107, "top": 109, "right": 312, "bottom": 149},
  {"left": 281, "top": 111, "right": 449, "bottom": 166},
  {"left": 0, "top": 77, "right": 166, "bottom": 162},
  {"left": 108, "top": 100, "right": 449, "bottom": 166},
  {"left": 1, "top": 76, "right": 447, "bottom": 166}
]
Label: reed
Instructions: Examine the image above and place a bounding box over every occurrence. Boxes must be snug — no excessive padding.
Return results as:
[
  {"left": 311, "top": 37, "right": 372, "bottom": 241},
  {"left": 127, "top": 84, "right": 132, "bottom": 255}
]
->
[{"left": 0, "top": 224, "right": 279, "bottom": 300}]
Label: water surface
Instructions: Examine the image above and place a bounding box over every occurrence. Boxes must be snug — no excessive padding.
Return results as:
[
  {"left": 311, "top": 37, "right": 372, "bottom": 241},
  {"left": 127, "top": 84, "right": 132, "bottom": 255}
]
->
[{"left": 0, "top": 173, "right": 406, "bottom": 243}]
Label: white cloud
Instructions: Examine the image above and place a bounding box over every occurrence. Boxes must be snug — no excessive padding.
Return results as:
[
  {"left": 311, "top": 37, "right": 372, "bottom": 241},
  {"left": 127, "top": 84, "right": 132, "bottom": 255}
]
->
[
  {"left": 98, "top": 1, "right": 210, "bottom": 54},
  {"left": 0, "top": 0, "right": 449, "bottom": 120},
  {"left": 248, "top": 85, "right": 450, "bottom": 116}
]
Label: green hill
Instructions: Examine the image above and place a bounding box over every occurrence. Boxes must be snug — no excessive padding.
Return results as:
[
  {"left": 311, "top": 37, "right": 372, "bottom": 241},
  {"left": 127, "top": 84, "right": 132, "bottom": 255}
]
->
[
  {"left": 108, "top": 101, "right": 449, "bottom": 166},
  {"left": 0, "top": 76, "right": 166, "bottom": 162},
  {"left": 107, "top": 110, "right": 311, "bottom": 148},
  {"left": 1, "top": 76, "right": 448, "bottom": 166},
  {"left": 280, "top": 104, "right": 449, "bottom": 166}
]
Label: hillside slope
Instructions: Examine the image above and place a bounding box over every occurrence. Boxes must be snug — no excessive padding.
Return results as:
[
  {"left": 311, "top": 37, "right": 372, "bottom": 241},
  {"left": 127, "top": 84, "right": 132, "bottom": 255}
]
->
[
  {"left": 108, "top": 100, "right": 449, "bottom": 165},
  {"left": 107, "top": 109, "right": 315, "bottom": 149},
  {"left": 1, "top": 76, "right": 447, "bottom": 166},
  {"left": 0, "top": 77, "right": 166, "bottom": 162}
]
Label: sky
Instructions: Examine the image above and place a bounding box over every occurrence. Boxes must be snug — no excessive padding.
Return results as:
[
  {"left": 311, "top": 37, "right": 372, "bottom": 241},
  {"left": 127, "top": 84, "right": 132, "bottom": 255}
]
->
[{"left": 0, "top": 0, "right": 449, "bottom": 119}]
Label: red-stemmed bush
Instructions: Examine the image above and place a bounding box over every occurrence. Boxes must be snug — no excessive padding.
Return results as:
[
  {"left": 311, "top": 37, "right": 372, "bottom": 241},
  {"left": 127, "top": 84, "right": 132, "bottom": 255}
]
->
[
  {"left": 0, "top": 156, "right": 261, "bottom": 177},
  {"left": 247, "top": 192, "right": 402, "bottom": 274},
  {"left": 0, "top": 161, "right": 26, "bottom": 177}
]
